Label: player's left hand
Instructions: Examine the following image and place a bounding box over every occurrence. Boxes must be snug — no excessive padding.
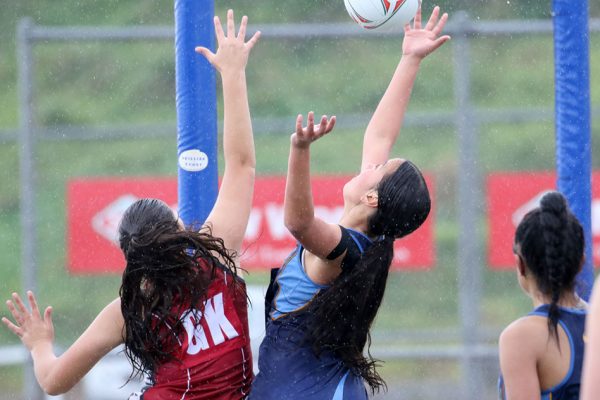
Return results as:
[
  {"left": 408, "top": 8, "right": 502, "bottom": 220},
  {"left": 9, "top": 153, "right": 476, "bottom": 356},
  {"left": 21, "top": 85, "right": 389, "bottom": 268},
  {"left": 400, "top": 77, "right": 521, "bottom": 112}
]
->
[
  {"left": 2, "top": 291, "right": 54, "bottom": 352},
  {"left": 195, "top": 9, "right": 261, "bottom": 75},
  {"left": 402, "top": 6, "right": 451, "bottom": 59},
  {"left": 291, "top": 112, "right": 336, "bottom": 149}
]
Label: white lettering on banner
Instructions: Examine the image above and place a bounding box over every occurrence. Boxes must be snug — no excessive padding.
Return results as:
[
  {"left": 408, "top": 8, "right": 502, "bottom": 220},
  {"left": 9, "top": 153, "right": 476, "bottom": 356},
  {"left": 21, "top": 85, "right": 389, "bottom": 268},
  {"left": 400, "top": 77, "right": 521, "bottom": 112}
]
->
[
  {"left": 265, "top": 203, "right": 290, "bottom": 240},
  {"left": 203, "top": 293, "right": 239, "bottom": 345},
  {"left": 314, "top": 205, "right": 344, "bottom": 223},
  {"left": 393, "top": 247, "right": 411, "bottom": 263},
  {"left": 181, "top": 293, "right": 238, "bottom": 355},
  {"left": 261, "top": 203, "right": 344, "bottom": 241},
  {"left": 244, "top": 208, "right": 262, "bottom": 240},
  {"left": 511, "top": 190, "right": 553, "bottom": 227},
  {"left": 181, "top": 310, "right": 209, "bottom": 355}
]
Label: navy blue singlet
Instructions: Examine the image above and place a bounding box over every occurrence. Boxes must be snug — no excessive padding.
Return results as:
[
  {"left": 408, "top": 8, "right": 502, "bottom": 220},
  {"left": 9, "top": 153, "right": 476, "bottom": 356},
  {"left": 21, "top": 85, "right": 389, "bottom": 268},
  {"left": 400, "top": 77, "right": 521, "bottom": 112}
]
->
[
  {"left": 498, "top": 304, "right": 586, "bottom": 400},
  {"left": 249, "top": 228, "right": 373, "bottom": 400}
]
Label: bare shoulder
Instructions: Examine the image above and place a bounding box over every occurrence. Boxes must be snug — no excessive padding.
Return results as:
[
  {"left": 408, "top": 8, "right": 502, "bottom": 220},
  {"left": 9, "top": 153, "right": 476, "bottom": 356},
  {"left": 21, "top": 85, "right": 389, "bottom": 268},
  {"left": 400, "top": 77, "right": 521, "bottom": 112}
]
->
[{"left": 500, "top": 315, "right": 548, "bottom": 356}]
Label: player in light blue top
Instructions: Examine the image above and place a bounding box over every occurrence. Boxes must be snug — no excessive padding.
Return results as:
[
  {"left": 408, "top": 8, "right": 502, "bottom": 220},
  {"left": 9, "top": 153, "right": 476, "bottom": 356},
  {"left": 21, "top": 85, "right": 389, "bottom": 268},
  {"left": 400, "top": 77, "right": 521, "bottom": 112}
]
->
[
  {"left": 250, "top": 6, "right": 451, "bottom": 399},
  {"left": 498, "top": 192, "right": 587, "bottom": 400}
]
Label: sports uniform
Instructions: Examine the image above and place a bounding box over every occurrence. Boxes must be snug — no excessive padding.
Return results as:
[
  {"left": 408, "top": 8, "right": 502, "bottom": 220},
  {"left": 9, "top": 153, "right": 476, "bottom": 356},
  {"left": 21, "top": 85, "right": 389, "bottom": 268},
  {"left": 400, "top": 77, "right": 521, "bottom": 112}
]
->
[
  {"left": 498, "top": 304, "right": 586, "bottom": 400},
  {"left": 250, "top": 226, "right": 373, "bottom": 400},
  {"left": 132, "top": 267, "right": 253, "bottom": 400}
]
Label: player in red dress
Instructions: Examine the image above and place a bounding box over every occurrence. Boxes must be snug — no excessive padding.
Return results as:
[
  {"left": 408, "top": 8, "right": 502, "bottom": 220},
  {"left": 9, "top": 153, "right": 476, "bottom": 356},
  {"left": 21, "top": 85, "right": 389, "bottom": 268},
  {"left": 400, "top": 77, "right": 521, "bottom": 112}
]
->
[{"left": 3, "top": 10, "right": 260, "bottom": 399}]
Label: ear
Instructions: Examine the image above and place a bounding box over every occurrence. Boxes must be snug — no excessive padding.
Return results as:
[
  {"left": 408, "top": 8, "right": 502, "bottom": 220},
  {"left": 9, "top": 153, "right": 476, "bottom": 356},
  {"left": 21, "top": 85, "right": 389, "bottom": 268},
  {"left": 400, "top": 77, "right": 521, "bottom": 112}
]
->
[
  {"left": 516, "top": 255, "right": 527, "bottom": 277},
  {"left": 361, "top": 190, "right": 379, "bottom": 208}
]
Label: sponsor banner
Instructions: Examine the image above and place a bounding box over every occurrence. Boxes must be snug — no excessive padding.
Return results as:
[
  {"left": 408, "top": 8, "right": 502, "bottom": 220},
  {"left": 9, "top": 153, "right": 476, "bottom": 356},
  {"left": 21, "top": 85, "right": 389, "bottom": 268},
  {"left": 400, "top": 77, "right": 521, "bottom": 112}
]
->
[
  {"left": 67, "top": 176, "right": 435, "bottom": 274},
  {"left": 67, "top": 178, "right": 178, "bottom": 274},
  {"left": 487, "top": 172, "right": 600, "bottom": 269}
]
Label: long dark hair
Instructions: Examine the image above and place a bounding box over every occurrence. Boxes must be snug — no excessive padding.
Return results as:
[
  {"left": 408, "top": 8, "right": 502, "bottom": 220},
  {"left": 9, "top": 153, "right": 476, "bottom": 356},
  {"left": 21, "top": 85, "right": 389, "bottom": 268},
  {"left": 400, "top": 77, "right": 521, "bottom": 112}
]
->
[
  {"left": 118, "top": 198, "right": 238, "bottom": 379},
  {"left": 304, "top": 160, "right": 431, "bottom": 393},
  {"left": 514, "top": 191, "right": 584, "bottom": 342}
]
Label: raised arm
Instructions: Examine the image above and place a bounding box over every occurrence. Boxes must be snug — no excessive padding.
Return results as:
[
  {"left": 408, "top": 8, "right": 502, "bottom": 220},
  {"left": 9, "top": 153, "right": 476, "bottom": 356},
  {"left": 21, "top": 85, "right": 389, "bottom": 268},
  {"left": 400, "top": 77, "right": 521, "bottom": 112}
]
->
[
  {"left": 2, "top": 292, "right": 123, "bottom": 395},
  {"left": 284, "top": 112, "right": 339, "bottom": 257},
  {"left": 195, "top": 10, "right": 261, "bottom": 257},
  {"left": 581, "top": 277, "right": 600, "bottom": 400},
  {"left": 361, "top": 6, "right": 450, "bottom": 171}
]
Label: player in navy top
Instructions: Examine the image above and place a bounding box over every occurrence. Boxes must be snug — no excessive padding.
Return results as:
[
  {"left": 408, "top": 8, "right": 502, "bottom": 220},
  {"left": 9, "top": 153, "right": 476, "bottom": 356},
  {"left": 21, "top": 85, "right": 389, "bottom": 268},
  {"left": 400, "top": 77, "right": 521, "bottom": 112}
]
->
[
  {"left": 498, "top": 192, "right": 587, "bottom": 400},
  {"left": 250, "top": 6, "right": 450, "bottom": 399}
]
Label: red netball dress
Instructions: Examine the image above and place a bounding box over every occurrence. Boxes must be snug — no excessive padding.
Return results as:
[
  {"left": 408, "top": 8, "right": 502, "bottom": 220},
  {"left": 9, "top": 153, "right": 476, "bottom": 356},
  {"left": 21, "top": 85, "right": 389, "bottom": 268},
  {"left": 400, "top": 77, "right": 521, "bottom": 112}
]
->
[{"left": 139, "top": 267, "right": 253, "bottom": 400}]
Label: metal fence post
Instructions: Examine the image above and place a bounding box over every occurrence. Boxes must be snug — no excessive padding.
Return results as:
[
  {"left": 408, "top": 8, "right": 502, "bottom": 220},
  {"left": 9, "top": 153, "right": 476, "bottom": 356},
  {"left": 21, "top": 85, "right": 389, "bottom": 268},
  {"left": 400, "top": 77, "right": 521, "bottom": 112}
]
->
[
  {"left": 453, "top": 11, "right": 485, "bottom": 400},
  {"left": 17, "top": 17, "right": 45, "bottom": 400}
]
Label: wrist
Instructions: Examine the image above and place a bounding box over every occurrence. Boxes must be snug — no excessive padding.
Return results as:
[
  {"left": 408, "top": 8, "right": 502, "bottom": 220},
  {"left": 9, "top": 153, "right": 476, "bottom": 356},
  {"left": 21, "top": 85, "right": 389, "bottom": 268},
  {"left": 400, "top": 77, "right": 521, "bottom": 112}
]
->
[
  {"left": 30, "top": 340, "right": 54, "bottom": 358},
  {"left": 400, "top": 54, "right": 423, "bottom": 66},
  {"left": 291, "top": 140, "right": 311, "bottom": 151},
  {"left": 220, "top": 69, "right": 246, "bottom": 81}
]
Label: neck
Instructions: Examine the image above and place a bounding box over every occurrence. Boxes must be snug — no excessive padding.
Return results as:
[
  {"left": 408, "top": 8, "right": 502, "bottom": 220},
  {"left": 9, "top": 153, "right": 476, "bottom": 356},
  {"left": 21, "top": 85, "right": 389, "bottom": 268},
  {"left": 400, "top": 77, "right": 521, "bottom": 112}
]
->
[
  {"left": 340, "top": 204, "right": 371, "bottom": 234},
  {"left": 530, "top": 290, "right": 580, "bottom": 309}
]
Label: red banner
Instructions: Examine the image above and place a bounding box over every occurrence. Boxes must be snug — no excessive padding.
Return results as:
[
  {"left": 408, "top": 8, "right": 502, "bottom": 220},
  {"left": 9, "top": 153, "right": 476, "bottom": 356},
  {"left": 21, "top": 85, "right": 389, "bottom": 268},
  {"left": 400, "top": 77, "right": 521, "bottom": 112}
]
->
[
  {"left": 67, "top": 176, "right": 435, "bottom": 274},
  {"left": 67, "top": 178, "right": 178, "bottom": 274},
  {"left": 487, "top": 172, "right": 600, "bottom": 269}
]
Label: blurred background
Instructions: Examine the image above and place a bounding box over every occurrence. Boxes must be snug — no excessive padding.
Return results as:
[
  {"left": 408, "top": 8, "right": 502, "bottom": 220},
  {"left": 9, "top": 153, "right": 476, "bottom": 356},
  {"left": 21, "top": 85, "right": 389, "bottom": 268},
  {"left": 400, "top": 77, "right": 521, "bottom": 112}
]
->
[{"left": 0, "top": 0, "right": 599, "bottom": 399}]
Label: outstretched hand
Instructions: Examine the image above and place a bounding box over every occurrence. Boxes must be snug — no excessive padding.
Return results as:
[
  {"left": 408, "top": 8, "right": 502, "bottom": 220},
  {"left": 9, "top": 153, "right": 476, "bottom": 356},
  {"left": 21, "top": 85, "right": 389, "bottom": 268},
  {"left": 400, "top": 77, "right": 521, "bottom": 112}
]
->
[
  {"left": 292, "top": 112, "right": 336, "bottom": 149},
  {"left": 2, "top": 291, "right": 54, "bottom": 352},
  {"left": 402, "top": 6, "right": 451, "bottom": 59},
  {"left": 195, "top": 9, "right": 261, "bottom": 75}
]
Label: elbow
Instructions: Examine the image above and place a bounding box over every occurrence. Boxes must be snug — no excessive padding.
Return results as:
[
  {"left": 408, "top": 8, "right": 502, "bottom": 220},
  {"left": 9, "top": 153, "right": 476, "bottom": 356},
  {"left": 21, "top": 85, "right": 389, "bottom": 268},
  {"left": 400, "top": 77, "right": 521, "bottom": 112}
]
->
[
  {"left": 237, "top": 154, "right": 256, "bottom": 170},
  {"left": 42, "top": 382, "right": 68, "bottom": 396},
  {"left": 284, "top": 218, "right": 309, "bottom": 239},
  {"left": 39, "top": 375, "right": 72, "bottom": 396}
]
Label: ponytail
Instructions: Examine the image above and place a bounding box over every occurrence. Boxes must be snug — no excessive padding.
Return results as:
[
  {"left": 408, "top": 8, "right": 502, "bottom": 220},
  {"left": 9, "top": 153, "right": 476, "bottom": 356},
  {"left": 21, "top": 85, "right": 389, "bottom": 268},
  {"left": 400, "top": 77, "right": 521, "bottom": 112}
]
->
[
  {"left": 515, "top": 191, "right": 584, "bottom": 342},
  {"left": 305, "top": 237, "right": 394, "bottom": 392}
]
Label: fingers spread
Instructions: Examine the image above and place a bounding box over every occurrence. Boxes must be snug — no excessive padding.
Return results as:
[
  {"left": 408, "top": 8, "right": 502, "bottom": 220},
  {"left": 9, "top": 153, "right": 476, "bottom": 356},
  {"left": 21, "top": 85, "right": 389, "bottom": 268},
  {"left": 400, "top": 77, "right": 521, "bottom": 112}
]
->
[
  {"left": 413, "top": 6, "right": 422, "bottom": 29},
  {"left": 195, "top": 46, "right": 214, "bottom": 62},
  {"left": 44, "top": 306, "right": 53, "bottom": 328},
  {"left": 6, "top": 300, "right": 22, "bottom": 325},
  {"left": 246, "top": 31, "right": 261, "bottom": 50},
  {"left": 237, "top": 15, "right": 248, "bottom": 40},
  {"left": 27, "top": 291, "right": 40, "bottom": 319},
  {"left": 326, "top": 116, "right": 337, "bottom": 133},
  {"left": 425, "top": 6, "right": 440, "bottom": 31},
  {"left": 296, "top": 114, "right": 304, "bottom": 134},
  {"left": 317, "top": 115, "right": 328, "bottom": 134},
  {"left": 226, "top": 9, "right": 235, "bottom": 38},
  {"left": 12, "top": 293, "right": 28, "bottom": 315},
  {"left": 433, "top": 35, "right": 451, "bottom": 49},
  {"left": 213, "top": 16, "right": 225, "bottom": 41},
  {"left": 432, "top": 13, "right": 449, "bottom": 36},
  {"left": 2, "top": 317, "right": 23, "bottom": 337},
  {"left": 307, "top": 112, "right": 315, "bottom": 134}
]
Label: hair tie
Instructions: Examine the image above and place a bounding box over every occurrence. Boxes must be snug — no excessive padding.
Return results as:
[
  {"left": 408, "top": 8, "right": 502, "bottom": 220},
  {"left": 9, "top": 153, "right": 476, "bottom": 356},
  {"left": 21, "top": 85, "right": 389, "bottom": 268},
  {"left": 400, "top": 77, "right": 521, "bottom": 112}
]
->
[{"left": 379, "top": 234, "right": 394, "bottom": 243}]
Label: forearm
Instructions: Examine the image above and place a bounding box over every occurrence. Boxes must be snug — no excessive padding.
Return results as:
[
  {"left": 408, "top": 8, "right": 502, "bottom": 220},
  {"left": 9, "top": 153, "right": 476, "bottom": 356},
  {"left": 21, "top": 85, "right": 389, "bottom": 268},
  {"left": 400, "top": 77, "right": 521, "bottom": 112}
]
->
[
  {"left": 362, "top": 55, "right": 421, "bottom": 165},
  {"left": 31, "top": 342, "right": 66, "bottom": 395},
  {"left": 221, "top": 71, "right": 255, "bottom": 169},
  {"left": 284, "top": 145, "right": 314, "bottom": 234}
]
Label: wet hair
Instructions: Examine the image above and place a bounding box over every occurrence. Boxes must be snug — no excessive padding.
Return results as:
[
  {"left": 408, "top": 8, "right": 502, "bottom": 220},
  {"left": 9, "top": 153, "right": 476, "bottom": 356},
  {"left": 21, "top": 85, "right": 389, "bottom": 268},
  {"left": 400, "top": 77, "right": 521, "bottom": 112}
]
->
[
  {"left": 118, "top": 198, "right": 238, "bottom": 380},
  {"left": 304, "top": 160, "right": 431, "bottom": 393},
  {"left": 514, "top": 191, "right": 584, "bottom": 342}
]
